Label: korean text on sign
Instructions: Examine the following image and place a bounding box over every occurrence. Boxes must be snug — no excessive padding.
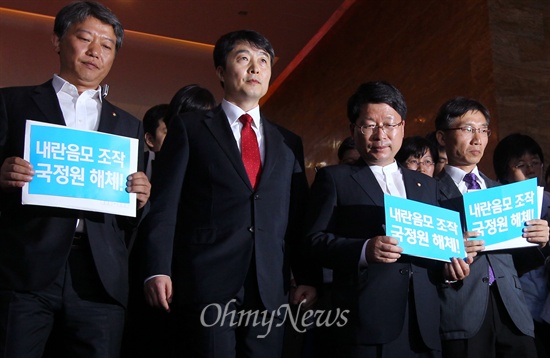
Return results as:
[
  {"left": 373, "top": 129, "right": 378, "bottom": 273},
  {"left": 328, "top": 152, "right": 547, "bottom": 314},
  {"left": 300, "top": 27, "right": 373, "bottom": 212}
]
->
[
  {"left": 23, "top": 120, "right": 138, "bottom": 217},
  {"left": 463, "top": 178, "right": 539, "bottom": 251},
  {"left": 384, "top": 194, "right": 464, "bottom": 262}
]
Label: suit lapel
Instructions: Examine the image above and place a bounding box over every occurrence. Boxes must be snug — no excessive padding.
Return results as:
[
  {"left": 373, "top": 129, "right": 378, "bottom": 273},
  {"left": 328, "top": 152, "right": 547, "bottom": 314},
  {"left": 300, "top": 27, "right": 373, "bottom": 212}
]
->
[
  {"left": 351, "top": 163, "right": 385, "bottom": 207},
  {"left": 258, "top": 118, "right": 282, "bottom": 187},
  {"left": 402, "top": 168, "right": 426, "bottom": 201},
  {"left": 480, "top": 172, "right": 498, "bottom": 188},
  {"left": 31, "top": 81, "right": 65, "bottom": 126},
  {"left": 97, "top": 100, "right": 120, "bottom": 134},
  {"left": 436, "top": 170, "right": 464, "bottom": 212},
  {"left": 203, "top": 106, "right": 251, "bottom": 188}
]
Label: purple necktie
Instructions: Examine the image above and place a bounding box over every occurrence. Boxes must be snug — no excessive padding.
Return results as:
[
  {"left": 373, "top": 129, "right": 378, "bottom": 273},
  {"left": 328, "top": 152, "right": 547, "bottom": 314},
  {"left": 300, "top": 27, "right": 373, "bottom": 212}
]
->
[
  {"left": 463, "top": 173, "right": 481, "bottom": 190},
  {"left": 464, "top": 172, "right": 495, "bottom": 284}
]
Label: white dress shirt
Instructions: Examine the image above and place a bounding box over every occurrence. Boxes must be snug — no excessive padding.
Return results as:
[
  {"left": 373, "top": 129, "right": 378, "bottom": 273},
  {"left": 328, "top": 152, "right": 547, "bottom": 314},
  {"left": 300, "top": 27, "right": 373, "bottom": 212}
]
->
[
  {"left": 52, "top": 75, "right": 103, "bottom": 232},
  {"left": 221, "top": 99, "right": 265, "bottom": 164},
  {"left": 444, "top": 165, "right": 486, "bottom": 193},
  {"left": 360, "top": 161, "right": 407, "bottom": 267}
]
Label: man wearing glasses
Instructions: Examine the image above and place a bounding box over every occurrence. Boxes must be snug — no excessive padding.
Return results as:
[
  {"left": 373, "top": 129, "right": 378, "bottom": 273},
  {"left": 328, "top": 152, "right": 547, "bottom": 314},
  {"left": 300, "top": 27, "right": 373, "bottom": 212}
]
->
[
  {"left": 305, "top": 81, "right": 470, "bottom": 357},
  {"left": 434, "top": 97, "right": 549, "bottom": 358}
]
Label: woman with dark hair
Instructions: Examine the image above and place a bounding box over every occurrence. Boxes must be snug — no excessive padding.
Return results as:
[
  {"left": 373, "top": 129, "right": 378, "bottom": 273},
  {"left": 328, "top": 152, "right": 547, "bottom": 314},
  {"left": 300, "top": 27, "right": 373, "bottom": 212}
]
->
[
  {"left": 493, "top": 133, "right": 544, "bottom": 186},
  {"left": 164, "top": 84, "right": 216, "bottom": 127},
  {"left": 493, "top": 133, "right": 550, "bottom": 358},
  {"left": 395, "top": 136, "right": 436, "bottom": 177}
]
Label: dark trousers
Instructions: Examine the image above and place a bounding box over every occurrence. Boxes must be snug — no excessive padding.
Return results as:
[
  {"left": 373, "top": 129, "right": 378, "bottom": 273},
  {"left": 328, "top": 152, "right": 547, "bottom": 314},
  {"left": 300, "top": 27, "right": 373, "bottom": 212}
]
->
[
  {"left": 172, "top": 261, "right": 285, "bottom": 358},
  {"left": 442, "top": 284, "right": 537, "bottom": 358},
  {"left": 340, "top": 284, "right": 440, "bottom": 358},
  {"left": 0, "top": 243, "right": 125, "bottom": 358},
  {"left": 122, "top": 228, "right": 175, "bottom": 358}
]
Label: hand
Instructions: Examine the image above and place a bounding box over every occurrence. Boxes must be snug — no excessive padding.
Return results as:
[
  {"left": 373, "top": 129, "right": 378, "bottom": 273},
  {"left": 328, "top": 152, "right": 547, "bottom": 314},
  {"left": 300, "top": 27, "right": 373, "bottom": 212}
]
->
[
  {"left": 523, "top": 219, "right": 549, "bottom": 248},
  {"left": 0, "top": 156, "right": 34, "bottom": 191},
  {"left": 365, "top": 236, "right": 403, "bottom": 264},
  {"left": 144, "top": 276, "right": 172, "bottom": 312},
  {"left": 291, "top": 285, "right": 317, "bottom": 310},
  {"left": 443, "top": 256, "right": 472, "bottom": 282},
  {"left": 126, "top": 171, "right": 151, "bottom": 209},
  {"left": 463, "top": 231, "right": 485, "bottom": 258}
]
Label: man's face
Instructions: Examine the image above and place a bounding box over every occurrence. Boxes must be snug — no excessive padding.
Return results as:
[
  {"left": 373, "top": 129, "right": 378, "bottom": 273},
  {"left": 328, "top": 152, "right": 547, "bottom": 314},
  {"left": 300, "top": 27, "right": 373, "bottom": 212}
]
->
[
  {"left": 350, "top": 103, "right": 405, "bottom": 167},
  {"left": 437, "top": 110, "right": 489, "bottom": 172},
  {"left": 216, "top": 41, "right": 271, "bottom": 111},
  {"left": 52, "top": 16, "right": 116, "bottom": 93},
  {"left": 434, "top": 149, "right": 448, "bottom": 176},
  {"left": 506, "top": 153, "right": 543, "bottom": 184},
  {"left": 145, "top": 119, "right": 167, "bottom": 152},
  {"left": 404, "top": 151, "right": 435, "bottom": 177}
]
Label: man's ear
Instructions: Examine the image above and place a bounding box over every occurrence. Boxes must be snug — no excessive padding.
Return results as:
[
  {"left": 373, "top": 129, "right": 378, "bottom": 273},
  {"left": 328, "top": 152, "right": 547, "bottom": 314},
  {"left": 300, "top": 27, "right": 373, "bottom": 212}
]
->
[
  {"left": 216, "top": 66, "right": 224, "bottom": 82},
  {"left": 435, "top": 130, "right": 445, "bottom": 147},
  {"left": 144, "top": 132, "right": 154, "bottom": 149},
  {"left": 51, "top": 34, "right": 61, "bottom": 54}
]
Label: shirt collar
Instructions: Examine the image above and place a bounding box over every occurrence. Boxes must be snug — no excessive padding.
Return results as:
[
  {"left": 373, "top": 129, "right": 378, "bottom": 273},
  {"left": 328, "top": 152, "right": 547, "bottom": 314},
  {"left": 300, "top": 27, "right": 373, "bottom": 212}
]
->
[
  {"left": 445, "top": 165, "right": 482, "bottom": 186},
  {"left": 52, "top": 74, "right": 102, "bottom": 102},
  {"left": 221, "top": 99, "right": 261, "bottom": 128},
  {"left": 369, "top": 160, "right": 399, "bottom": 175}
]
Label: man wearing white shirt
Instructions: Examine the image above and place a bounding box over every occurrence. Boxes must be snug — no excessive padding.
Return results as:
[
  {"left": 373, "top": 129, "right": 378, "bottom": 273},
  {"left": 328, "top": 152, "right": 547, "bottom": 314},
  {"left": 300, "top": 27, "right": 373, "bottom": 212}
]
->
[
  {"left": 142, "top": 30, "right": 318, "bottom": 357},
  {"left": 434, "top": 96, "right": 548, "bottom": 358},
  {"left": 0, "top": 2, "right": 150, "bottom": 357},
  {"left": 305, "top": 81, "right": 470, "bottom": 357}
]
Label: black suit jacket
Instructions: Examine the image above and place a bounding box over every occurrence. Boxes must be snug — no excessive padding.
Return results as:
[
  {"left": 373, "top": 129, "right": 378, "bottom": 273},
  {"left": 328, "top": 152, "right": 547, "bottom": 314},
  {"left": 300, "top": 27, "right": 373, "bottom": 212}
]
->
[
  {"left": 0, "top": 81, "right": 146, "bottom": 306},
  {"left": 142, "top": 105, "right": 315, "bottom": 311},
  {"left": 305, "top": 161, "right": 442, "bottom": 349}
]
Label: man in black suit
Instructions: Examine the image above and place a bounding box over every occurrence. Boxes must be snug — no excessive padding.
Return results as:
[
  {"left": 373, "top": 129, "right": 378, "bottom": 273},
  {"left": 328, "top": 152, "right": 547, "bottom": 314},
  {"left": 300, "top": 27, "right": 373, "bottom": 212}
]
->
[
  {"left": 0, "top": 2, "right": 150, "bottom": 357},
  {"left": 305, "top": 81, "right": 470, "bottom": 358},
  {"left": 142, "top": 30, "right": 318, "bottom": 357},
  {"left": 434, "top": 97, "right": 548, "bottom": 358}
]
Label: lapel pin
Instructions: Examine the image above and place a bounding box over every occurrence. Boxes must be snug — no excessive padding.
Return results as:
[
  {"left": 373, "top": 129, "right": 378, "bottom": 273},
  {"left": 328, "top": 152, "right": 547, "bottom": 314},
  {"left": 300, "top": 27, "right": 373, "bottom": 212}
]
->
[
  {"left": 417, "top": 182, "right": 422, "bottom": 187},
  {"left": 112, "top": 112, "right": 117, "bottom": 117}
]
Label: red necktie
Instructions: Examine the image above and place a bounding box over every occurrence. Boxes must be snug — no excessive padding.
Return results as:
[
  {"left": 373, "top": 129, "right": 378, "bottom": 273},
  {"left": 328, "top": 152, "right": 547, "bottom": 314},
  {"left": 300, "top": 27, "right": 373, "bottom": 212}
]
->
[{"left": 239, "top": 114, "right": 261, "bottom": 189}]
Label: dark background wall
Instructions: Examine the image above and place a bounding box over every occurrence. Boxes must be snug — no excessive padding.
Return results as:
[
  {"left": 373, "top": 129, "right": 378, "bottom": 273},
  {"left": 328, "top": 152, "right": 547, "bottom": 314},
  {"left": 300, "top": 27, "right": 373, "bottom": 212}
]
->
[
  {"left": 262, "top": 0, "right": 549, "bottom": 184},
  {"left": 489, "top": 0, "right": 550, "bottom": 168}
]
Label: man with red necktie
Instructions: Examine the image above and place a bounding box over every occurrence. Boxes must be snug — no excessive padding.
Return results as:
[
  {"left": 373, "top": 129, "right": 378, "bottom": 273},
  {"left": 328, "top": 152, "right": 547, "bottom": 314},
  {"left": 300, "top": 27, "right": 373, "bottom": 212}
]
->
[{"left": 141, "top": 30, "right": 318, "bottom": 357}]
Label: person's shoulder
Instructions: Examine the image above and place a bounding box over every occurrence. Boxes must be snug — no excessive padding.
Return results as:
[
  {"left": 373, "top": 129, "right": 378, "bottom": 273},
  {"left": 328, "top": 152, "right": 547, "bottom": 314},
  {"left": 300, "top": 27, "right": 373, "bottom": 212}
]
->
[
  {"left": 175, "top": 107, "right": 216, "bottom": 128},
  {"left": 478, "top": 171, "right": 499, "bottom": 188},
  {"left": 262, "top": 116, "right": 300, "bottom": 139},
  {"left": 317, "top": 162, "right": 361, "bottom": 177},
  {"left": 0, "top": 82, "right": 53, "bottom": 110},
  {"left": 408, "top": 168, "right": 436, "bottom": 181},
  {"left": 406, "top": 169, "right": 437, "bottom": 187},
  {"left": 434, "top": 169, "right": 451, "bottom": 182},
  {"left": 103, "top": 99, "right": 139, "bottom": 122},
  {"left": 1, "top": 81, "right": 49, "bottom": 96}
]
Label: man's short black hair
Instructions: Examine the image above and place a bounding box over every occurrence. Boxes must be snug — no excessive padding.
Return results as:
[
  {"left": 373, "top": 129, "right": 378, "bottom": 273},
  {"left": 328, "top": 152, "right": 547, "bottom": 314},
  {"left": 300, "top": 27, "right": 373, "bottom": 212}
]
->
[
  {"left": 213, "top": 30, "right": 274, "bottom": 69},
  {"left": 143, "top": 104, "right": 168, "bottom": 136},
  {"left": 54, "top": 1, "right": 124, "bottom": 52},
  {"left": 347, "top": 81, "right": 407, "bottom": 123}
]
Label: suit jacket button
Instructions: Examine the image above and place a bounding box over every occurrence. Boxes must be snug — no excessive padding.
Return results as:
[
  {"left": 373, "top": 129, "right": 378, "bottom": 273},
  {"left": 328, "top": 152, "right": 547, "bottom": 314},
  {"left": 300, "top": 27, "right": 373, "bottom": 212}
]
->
[
  {"left": 254, "top": 194, "right": 260, "bottom": 200},
  {"left": 248, "top": 226, "right": 254, "bottom": 233},
  {"left": 482, "top": 277, "right": 489, "bottom": 283},
  {"left": 399, "top": 268, "right": 409, "bottom": 275}
]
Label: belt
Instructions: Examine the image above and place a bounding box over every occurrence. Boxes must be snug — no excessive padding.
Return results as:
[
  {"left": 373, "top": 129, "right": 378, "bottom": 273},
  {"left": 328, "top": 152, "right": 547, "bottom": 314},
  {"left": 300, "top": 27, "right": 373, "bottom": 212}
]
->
[{"left": 72, "top": 232, "right": 89, "bottom": 248}]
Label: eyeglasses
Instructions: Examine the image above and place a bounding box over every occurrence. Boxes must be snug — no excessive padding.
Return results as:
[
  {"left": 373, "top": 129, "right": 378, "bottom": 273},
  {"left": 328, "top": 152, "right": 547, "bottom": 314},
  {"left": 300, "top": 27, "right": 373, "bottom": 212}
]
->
[
  {"left": 405, "top": 159, "right": 434, "bottom": 167},
  {"left": 355, "top": 121, "right": 404, "bottom": 135},
  {"left": 444, "top": 126, "right": 491, "bottom": 137},
  {"left": 513, "top": 160, "right": 542, "bottom": 171}
]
